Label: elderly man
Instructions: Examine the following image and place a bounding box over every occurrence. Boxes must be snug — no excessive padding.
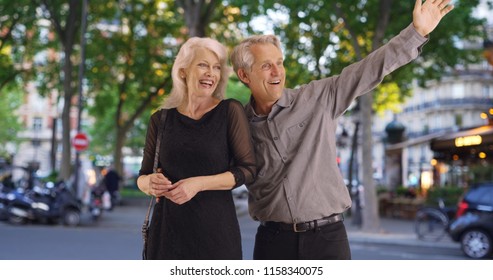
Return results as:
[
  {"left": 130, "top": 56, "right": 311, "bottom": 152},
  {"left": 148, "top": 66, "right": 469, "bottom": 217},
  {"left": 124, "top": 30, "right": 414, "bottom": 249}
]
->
[{"left": 230, "top": 0, "right": 454, "bottom": 259}]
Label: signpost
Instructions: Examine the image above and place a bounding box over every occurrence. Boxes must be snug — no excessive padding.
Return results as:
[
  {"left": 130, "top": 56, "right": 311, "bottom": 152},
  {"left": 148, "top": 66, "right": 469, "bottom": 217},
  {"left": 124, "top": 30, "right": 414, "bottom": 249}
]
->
[{"left": 72, "top": 132, "right": 89, "bottom": 152}]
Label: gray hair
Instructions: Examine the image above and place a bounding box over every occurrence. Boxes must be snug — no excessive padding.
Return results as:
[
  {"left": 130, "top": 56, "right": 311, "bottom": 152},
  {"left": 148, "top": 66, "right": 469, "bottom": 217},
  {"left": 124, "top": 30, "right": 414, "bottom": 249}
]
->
[
  {"left": 162, "top": 37, "right": 231, "bottom": 109},
  {"left": 230, "top": 34, "right": 282, "bottom": 75}
]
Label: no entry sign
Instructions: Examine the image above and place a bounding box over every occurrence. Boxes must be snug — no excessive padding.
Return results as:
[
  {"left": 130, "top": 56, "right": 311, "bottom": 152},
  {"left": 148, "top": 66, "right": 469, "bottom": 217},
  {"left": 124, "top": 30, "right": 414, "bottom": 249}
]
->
[{"left": 72, "top": 132, "right": 89, "bottom": 151}]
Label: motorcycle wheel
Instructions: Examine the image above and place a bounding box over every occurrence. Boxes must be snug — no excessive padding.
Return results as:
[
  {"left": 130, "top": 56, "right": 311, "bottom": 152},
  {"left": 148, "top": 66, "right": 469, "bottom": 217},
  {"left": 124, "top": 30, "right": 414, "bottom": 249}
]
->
[
  {"left": 62, "top": 208, "right": 81, "bottom": 227},
  {"left": 8, "top": 213, "right": 26, "bottom": 225},
  {"left": 91, "top": 208, "right": 102, "bottom": 221},
  {"left": 7, "top": 206, "right": 27, "bottom": 225}
]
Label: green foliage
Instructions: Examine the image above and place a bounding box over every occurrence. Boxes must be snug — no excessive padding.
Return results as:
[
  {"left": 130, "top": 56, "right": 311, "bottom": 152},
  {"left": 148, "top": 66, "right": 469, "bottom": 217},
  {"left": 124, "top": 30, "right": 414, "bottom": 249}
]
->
[
  {"left": 469, "top": 164, "right": 493, "bottom": 183},
  {"left": 0, "top": 85, "right": 23, "bottom": 153},
  {"left": 120, "top": 187, "right": 148, "bottom": 198},
  {"left": 226, "top": 76, "right": 251, "bottom": 105},
  {"left": 425, "top": 186, "right": 465, "bottom": 207},
  {"left": 0, "top": 0, "right": 40, "bottom": 86},
  {"left": 42, "top": 170, "right": 59, "bottom": 183},
  {"left": 84, "top": 0, "right": 182, "bottom": 160},
  {"left": 228, "top": 0, "right": 488, "bottom": 113}
]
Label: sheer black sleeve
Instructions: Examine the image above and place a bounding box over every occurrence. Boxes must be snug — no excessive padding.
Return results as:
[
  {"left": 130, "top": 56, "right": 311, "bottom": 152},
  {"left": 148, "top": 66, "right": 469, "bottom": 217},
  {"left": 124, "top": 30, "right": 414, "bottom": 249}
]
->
[
  {"left": 138, "top": 110, "right": 161, "bottom": 176},
  {"left": 226, "top": 99, "right": 257, "bottom": 188}
]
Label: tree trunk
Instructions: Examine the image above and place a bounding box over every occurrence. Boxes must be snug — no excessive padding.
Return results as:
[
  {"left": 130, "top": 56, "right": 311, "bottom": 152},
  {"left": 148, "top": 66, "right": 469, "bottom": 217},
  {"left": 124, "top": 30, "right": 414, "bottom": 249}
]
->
[
  {"left": 59, "top": 47, "right": 74, "bottom": 181},
  {"left": 358, "top": 0, "right": 392, "bottom": 233},
  {"left": 360, "top": 93, "right": 380, "bottom": 232},
  {"left": 178, "top": 0, "right": 217, "bottom": 38},
  {"left": 113, "top": 129, "right": 126, "bottom": 178},
  {"left": 41, "top": 0, "right": 81, "bottom": 181}
]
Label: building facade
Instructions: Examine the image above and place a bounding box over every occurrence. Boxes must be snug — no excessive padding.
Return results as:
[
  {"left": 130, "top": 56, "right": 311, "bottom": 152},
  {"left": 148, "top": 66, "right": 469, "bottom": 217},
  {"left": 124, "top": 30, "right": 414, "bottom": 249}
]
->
[{"left": 379, "top": 69, "right": 493, "bottom": 190}]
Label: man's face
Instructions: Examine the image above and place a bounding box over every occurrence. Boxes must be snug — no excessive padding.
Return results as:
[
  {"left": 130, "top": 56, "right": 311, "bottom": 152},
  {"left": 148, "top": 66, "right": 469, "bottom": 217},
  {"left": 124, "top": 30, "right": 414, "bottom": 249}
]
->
[{"left": 242, "top": 43, "right": 285, "bottom": 105}]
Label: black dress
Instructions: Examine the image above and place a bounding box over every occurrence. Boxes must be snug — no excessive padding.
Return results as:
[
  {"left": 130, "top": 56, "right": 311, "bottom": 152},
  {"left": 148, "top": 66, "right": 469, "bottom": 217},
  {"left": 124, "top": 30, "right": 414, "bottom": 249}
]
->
[{"left": 139, "top": 99, "right": 256, "bottom": 260}]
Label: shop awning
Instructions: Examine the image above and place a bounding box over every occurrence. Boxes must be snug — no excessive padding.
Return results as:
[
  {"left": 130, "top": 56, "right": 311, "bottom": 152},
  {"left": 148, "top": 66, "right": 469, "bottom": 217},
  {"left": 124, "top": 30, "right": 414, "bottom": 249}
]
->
[
  {"left": 430, "top": 125, "right": 493, "bottom": 151},
  {"left": 386, "top": 131, "right": 447, "bottom": 153}
]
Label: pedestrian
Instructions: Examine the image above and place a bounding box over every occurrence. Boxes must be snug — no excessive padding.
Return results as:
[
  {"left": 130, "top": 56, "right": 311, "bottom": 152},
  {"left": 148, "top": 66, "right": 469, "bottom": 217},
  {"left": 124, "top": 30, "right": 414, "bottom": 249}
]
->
[
  {"left": 103, "top": 166, "right": 121, "bottom": 210},
  {"left": 137, "top": 37, "right": 257, "bottom": 259},
  {"left": 230, "top": 0, "right": 453, "bottom": 260}
]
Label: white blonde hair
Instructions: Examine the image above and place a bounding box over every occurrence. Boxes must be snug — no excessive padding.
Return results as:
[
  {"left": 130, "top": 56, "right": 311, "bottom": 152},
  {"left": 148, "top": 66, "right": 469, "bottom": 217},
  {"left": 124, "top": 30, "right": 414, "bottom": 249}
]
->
[{"left": 162, "top": 37, "right": 231, "bottom": 109}]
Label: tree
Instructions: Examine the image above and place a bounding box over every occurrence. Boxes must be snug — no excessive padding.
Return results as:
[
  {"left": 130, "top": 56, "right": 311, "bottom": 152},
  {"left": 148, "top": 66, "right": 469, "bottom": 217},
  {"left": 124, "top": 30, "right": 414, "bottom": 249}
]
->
[
  {"left": 0, "top": 1, "right": 38, "bottom": 94},
  {"left": 35, "top": 0, "right": 82, "bottom": 180},
  {"left": 0, "top": 0, "right": 56, "bottom": 164},
  {"left": 85, "top": 0, "right": 183, "bottom": 175},
  {"left": 176, "top": 0, "right": 219, "bottom": 37},
  {"left": 0, "top": 86, "right": 23, "bottom": 157}
]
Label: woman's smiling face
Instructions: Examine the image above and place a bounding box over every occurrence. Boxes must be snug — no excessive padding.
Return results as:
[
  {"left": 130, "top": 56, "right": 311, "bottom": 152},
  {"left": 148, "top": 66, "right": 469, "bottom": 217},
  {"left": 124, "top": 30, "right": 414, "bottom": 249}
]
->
[{"left": 182, "top": 47, "right": 221, "bottom": 98}]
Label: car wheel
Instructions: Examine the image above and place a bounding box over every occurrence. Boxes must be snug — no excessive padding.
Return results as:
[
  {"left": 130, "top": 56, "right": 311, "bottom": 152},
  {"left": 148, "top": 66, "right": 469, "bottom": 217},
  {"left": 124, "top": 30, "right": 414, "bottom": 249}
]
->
[
  {"left": 63, "top": 209, "right": 81, "bottom": 227},
  {"left": 460, "top": 229, "right": 492, "bottom": 259}
]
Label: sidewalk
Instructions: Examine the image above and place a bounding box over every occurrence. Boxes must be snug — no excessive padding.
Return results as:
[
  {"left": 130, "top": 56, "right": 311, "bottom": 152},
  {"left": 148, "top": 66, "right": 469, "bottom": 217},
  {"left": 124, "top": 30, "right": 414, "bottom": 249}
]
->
[
  {"left": 344, "top": 215, "right": 459, "bottom": 249},
  {"left": 121, "top": 197, "right": 459, "bottom": 250}
]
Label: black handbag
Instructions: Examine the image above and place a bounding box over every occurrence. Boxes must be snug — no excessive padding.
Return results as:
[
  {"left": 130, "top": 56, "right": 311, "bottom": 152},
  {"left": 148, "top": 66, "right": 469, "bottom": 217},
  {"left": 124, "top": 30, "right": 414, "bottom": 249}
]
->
[{"left": 142, "top": 109, "right": 167, "bottom": 260}]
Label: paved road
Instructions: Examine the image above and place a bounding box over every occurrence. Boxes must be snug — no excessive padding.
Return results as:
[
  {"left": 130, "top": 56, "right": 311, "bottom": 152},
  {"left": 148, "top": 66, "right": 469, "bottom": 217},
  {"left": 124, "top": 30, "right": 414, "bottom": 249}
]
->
[
  {"left": 0, "top": 198, "right": 469, "bottom": 260},
  {"left": 0, "top": 205, "right": 143, "bottom": 260}
]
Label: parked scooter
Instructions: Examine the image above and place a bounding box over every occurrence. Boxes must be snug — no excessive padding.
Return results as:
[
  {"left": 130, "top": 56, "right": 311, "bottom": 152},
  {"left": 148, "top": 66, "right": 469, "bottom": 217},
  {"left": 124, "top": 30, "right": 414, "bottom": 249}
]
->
[
  {"left": 0, "top": 169, "right": 17, "bottom": 220},
  {"left": 6, "top": 180, "right": 81, "bottom": 226},
  {"left": 88, "top": 183, "right": 105, "bottom": 221},
  {"left": 0, "top": 182, "right": 14, "bottom": 220}
]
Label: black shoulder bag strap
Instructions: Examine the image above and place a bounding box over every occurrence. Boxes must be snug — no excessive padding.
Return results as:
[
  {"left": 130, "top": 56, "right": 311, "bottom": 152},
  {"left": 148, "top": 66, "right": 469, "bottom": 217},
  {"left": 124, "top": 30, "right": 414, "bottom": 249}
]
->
[{"left": 142, "top": 109, "right": 167, "bottom": 260}]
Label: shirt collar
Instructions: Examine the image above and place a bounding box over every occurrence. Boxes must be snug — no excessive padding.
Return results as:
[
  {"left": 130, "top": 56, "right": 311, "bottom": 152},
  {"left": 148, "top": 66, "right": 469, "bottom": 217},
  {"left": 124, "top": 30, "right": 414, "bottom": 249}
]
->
[{"left": 245, "top": 89, "right": 292, "bottom": 120}]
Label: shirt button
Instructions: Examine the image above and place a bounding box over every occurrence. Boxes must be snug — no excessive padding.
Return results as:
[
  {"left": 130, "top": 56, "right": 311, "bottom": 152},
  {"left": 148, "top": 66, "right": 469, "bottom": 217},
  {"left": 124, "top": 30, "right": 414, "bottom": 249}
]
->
[
  {"left": 274, "top": 137, "right": 279, "bottom": 140},
  {"left": 282, "top": 156, "right": 287, "bottom": 160},
  {"left": 267, "top": 118, "right": 272, "bottom": 122}
]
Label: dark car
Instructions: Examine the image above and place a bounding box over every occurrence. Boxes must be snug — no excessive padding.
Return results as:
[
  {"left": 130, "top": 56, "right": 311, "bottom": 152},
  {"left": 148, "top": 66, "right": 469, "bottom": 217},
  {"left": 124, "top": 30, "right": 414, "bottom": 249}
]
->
[{"left": 447, "top": 182, "right": 493, "bottom": 259}]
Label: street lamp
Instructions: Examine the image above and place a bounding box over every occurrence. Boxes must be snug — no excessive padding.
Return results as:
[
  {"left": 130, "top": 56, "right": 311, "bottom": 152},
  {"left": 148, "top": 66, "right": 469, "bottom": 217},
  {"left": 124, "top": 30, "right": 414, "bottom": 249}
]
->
[{"left": 480, "top": 108, "right": 493, "bottom": 125}]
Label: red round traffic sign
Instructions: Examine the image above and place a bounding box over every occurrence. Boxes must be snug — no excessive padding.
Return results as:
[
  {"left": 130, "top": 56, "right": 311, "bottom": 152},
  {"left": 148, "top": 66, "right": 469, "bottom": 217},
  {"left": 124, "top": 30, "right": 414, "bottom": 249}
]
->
[{"left": 72, "top": 133, "right": 89, "bottom": 151}]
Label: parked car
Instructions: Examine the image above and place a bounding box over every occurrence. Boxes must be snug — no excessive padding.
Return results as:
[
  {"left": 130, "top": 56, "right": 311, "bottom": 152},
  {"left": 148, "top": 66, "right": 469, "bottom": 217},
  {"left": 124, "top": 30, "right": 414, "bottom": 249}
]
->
[
  {"left": 232, "top": 184, "right": 248, "bottom": 200},
  {"left": 447, "top": 182, "right": 493, "bottom": 259},
  {"left": 232, "top": 184, "right": 248, "bottom": 216}
]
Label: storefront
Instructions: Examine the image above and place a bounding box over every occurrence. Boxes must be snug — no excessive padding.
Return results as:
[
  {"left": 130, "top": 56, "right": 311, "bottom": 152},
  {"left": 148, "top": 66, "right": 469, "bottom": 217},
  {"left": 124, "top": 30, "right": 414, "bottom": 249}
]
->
[{"left": 430, "top": 125, "right": 493, "bottom": 187}]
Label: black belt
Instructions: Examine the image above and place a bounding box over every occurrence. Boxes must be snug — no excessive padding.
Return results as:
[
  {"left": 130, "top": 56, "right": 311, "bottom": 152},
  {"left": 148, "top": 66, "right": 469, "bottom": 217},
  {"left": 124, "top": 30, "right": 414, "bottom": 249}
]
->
[{"left": 261, "top": 213, "right": 344, "bottom": 233}]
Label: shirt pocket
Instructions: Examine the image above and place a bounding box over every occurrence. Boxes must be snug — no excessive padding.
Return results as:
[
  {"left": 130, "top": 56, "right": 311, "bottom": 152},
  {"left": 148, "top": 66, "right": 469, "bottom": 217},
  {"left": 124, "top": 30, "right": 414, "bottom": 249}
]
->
[{"left": 285, "top": 112, "right": 312, "bottom": 146}]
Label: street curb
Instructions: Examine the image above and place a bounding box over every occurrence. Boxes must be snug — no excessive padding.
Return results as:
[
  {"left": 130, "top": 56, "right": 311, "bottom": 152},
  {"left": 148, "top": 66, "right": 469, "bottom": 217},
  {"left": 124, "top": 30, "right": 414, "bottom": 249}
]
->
[{"left": 348, "top": 232, "right": 460, "bottom": 249}]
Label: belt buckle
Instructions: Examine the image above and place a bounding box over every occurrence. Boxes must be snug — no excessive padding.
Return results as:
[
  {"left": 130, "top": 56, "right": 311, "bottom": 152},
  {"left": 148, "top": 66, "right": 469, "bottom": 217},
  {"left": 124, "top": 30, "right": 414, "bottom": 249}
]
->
[{"left": 293, "top": 223, "right": 306, "bottom": 233}]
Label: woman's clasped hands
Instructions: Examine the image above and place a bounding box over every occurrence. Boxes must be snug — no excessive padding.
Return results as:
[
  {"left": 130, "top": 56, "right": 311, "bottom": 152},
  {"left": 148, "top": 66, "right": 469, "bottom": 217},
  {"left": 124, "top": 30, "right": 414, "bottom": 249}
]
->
[{"left": 148, "top": 170, "right": 202, "bottom": 205}]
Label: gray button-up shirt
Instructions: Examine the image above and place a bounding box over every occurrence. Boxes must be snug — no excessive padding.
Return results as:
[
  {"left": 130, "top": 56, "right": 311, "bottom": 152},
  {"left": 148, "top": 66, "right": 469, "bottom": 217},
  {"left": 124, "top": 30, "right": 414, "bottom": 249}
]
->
[{"left": 245, "top": 24, "right": 428, "bottom": 223}]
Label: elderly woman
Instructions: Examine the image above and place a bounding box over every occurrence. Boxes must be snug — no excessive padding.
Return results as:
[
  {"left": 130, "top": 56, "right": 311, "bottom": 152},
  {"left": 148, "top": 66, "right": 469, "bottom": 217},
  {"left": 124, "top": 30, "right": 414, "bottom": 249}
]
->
[{"left": 137, "top": 37, "right": 256, "bottom": 259}]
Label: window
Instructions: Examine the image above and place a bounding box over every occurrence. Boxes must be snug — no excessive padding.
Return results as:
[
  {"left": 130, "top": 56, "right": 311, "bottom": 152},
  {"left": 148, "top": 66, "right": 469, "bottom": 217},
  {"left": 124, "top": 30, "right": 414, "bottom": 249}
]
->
[
  {"left": 455, "top": 114, "right": 463, "bottom": 128},
  {"left": 32, "top": 117, "right": 42, "bottom": 131},
  {"left": 452, "top": 84, "right": 465, "bottom": 99},
  {"left": 483, "top": 85, "right": 491, "bottom": 99}
]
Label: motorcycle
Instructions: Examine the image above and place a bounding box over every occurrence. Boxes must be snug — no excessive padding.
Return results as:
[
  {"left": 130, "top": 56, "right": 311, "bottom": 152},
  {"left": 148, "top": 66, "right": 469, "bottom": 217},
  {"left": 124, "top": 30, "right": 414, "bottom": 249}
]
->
[
  {"left": 0, "top": 182, "right": 14, "bottom": 220},
  {"left": 88, "top": 184, "right": 105, "bottom": 221},
  {"left": 6, "top": 180, "right": 81, "bottom": 226}
]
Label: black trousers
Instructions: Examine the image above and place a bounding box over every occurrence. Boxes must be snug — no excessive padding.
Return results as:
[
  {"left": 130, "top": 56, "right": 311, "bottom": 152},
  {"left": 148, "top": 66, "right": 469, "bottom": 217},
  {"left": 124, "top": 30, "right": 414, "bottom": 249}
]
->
[{"left": 253, "top": 221, "right": 351, "bottom": 260}]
